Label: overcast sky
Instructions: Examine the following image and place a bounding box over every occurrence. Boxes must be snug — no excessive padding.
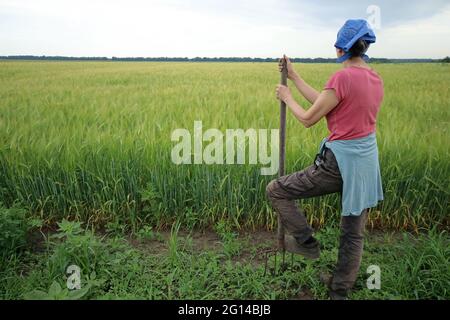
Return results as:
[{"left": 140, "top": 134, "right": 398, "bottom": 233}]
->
[{"left": 1, "top": 0, "right": 449, "bottom": 58}]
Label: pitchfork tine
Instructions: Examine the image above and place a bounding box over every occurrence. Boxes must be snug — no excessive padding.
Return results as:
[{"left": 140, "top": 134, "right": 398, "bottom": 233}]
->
[
  {"left": 263, "top": 251, "right": 268, "bottom": 277},
  {"left": 273, "top": 251, "right": 278, "bottom": 275}
]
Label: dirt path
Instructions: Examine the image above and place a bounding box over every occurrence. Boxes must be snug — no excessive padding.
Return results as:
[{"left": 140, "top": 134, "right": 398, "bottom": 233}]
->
[{"left": 128, "top": 230, "right": 275, "bottom": 263}]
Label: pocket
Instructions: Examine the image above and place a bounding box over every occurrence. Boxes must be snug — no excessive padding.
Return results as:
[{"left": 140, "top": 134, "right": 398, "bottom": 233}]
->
[{"left": 277, "top": 169, "right": 315, "bottom": 196}]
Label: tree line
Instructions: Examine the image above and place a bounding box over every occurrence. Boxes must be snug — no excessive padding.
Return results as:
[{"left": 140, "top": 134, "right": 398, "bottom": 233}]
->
[{"left": 0, "top": 55, "right": 446, "bottom": 63}]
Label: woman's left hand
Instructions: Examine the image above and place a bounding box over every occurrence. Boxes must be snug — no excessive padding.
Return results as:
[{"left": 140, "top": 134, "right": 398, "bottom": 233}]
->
[{"left": 276, "top": 84, "right": 292, "bottom": 102}]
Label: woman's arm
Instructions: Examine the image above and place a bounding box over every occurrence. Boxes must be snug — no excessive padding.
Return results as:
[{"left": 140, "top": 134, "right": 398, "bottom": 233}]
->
[
  {"left": 276, "top": 85, "right": 339, "bottom": 128},
  {"left": 280, "top": 56, "right": 320, "bottom": 104},
  {"left": 291, "top": 75, "right": 320, "bottom": 104}
]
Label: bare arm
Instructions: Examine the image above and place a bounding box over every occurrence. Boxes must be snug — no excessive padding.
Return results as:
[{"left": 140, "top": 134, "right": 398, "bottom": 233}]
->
[
  {"left": 291, "top": 75, "right": 320, "bottom": 104},
  {"left": 276, "top": 85, "right": 339, "bottom": 128}
]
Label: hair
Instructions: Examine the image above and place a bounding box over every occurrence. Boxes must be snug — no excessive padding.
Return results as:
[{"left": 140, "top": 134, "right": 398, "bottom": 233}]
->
[{"left": 349, "top": 39, "right": 369, "bottom": 58}]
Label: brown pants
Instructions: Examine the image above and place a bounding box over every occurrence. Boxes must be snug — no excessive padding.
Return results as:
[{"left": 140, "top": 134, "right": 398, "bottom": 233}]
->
[{"left": 266, "top": 147, "right": 368, "bottom": 294}]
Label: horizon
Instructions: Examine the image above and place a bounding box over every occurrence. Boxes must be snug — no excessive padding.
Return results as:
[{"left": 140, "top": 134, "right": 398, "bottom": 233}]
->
[{"left": 0, "top": 54, "right": 446, "bottom": 61}]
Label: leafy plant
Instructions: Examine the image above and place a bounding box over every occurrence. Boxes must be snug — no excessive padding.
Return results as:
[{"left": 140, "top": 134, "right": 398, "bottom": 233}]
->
[
  {"left": 0, "top": 205, "right": 41, "bottom": 259},
  {"left": 105, "top": 219, "right": 127, "bottom": 236},
  {"left": 23, "top": 271, "right": 105, "bottom": 300},
  {"left": 24, "top": 281, "right": 91, "bottom": 300},
  {"left": 136, "top": 225, "right": 163, "bottom": 242},
  {"left": 139, "top": 183, "right": 163, "bottom": 224},
  {"left": 214, "top": 220, "right": 241, "bottom": 258},
  {"left": 47, "top": 219, "right": 105, "bottom": 278}
]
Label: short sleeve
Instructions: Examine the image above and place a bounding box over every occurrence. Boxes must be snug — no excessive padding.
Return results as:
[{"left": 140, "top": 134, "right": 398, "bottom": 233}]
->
[{"left": 324, "top": 70, "right": 351, "bottom": 101}]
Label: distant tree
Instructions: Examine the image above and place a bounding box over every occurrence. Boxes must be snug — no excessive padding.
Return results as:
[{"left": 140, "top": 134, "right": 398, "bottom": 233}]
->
[{"left": 0, "top": 55, "right": 442, "bottom": 63}]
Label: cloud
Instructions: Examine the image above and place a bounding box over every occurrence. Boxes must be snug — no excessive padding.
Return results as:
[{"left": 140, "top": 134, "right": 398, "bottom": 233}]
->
[
  {"left": 0, "top": 0, "right": 448, "bottom": 58},
  {"left": 371, "top": 6, "right": 450, "bottom": 58},
  {"left": 285, "top": 0, "right": 450, "bottom": 26}
]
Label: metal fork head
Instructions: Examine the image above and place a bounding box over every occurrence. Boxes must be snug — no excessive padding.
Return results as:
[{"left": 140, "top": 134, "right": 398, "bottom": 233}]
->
[{"left": 261, "top": 248, "right": 295, "bottom": 276}]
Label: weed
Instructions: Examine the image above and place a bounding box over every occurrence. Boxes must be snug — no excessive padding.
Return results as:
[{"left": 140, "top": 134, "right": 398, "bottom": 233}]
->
[
  {"left": 0, "top": 205, "right": 41, "bottom": 260},
  {"left": 215, "top": 220, "right": 242, "bottom": 258}
]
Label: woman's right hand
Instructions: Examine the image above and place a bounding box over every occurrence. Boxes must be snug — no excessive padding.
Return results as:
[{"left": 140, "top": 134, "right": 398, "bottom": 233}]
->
[{"left": 279, "top": 55, "right": 299, "bottom": 81}]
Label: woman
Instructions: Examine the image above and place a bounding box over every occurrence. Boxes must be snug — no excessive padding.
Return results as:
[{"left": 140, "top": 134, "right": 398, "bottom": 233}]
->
[{"left": 266, "top": 19, "right": 384, "bottom": 300}]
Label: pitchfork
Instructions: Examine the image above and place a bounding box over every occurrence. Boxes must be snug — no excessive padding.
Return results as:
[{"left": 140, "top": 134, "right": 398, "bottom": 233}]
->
[{"left": 262, "top": 56, "right": 295, "bottom": 276}]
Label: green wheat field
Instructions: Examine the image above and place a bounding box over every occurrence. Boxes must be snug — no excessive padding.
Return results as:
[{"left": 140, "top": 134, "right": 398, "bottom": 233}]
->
[{"left": 1, "top": 61, "right": 449, "bottom": 299}]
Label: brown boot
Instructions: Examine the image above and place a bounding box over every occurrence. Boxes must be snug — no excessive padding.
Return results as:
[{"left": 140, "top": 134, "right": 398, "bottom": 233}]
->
[
  {"left": 320, "top": 273, "right": 348, "bottom": 300},
  {"left": 284, "top": 234, "right": 320, "bottom": 260}
]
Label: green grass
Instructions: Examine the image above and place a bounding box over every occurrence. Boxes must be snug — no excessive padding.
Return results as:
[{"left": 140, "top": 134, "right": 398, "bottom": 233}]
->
[
  {"left": 0, "top": 61, "right": 449, "bottom": 231},
  {"left": 1, "top": 217, "right": 448, "bottom": 300}
]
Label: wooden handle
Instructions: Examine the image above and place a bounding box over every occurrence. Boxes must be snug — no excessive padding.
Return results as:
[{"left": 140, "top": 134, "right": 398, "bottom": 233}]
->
[{"left": 278, "top": 57, "right": 288, "bottom": 250}]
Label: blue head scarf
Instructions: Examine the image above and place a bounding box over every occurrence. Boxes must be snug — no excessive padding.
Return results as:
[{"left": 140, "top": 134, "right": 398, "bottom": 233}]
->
[{"left": 335, "top": 19, "right": 376, "bottom": 63}]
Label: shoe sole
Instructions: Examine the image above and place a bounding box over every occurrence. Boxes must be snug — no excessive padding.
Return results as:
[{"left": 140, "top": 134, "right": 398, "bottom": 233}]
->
[{"left": 284, "top": 234, "right": 320, "bottom": 260}]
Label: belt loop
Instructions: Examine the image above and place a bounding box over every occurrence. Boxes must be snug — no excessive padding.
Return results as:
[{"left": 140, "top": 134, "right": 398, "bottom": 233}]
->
[
  {"left": 314, "top": 152, "right": 323, "bottom": 168},
  {"left": 315, "top": 139, "right": 328, "bottom": 168},
  {"left": 320, "top": 144, "right": 327, "bottom": 158}
]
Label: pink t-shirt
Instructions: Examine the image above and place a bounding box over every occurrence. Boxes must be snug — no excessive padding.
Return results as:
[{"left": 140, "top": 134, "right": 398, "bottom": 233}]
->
[{"left": 324, "top": 67, "right": 384, "bottom": 141}]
